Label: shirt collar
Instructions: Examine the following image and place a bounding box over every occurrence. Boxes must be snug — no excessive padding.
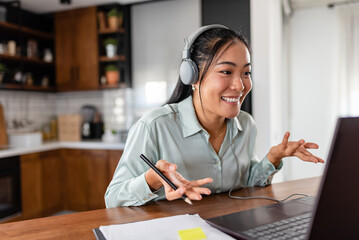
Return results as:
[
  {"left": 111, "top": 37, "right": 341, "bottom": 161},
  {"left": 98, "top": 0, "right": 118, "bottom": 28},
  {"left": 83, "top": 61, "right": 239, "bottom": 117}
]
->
[
  {"left": 177, "top": 95, "right": 202, "bottom": 138},
  {"left": 177, "top": 95, "right": 244, "bottom": 138}
]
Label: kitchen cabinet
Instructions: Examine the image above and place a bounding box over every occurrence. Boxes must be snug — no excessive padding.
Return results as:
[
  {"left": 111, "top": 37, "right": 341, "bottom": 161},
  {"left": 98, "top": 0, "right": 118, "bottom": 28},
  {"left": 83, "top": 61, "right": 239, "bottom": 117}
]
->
[
  {"left": 63, "top": 149, "right": 122, "bottom": 211},
  {"left": 20, "top": 150, "right": 63, "bottom": 220},
  {"left": 40, "top": 150, "right": 64, "bottom": 216},
  {"left": 19, "top": 148, "right": 122, "bottom": 221},
  {"left": 20, "top": 153, "right": 42, "bottom": 219},
  {"left": 62, "top": 149, "right": 88, "bottom": 211},
  {"left": 55, "top": 7, "right": 99, "bottom": 91}
]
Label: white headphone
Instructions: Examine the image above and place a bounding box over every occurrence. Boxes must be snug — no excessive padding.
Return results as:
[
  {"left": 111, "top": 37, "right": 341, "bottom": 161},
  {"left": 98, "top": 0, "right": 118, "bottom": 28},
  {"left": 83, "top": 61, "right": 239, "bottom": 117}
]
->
[{"left": 179, "top": 24, "right": 228, "bottom": 85}]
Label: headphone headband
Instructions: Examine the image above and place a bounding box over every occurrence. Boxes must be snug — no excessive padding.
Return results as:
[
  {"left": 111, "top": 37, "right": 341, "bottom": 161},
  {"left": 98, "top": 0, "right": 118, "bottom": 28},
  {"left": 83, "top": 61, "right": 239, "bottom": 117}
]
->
[{"left": 182, "top": 24, "right": 228, "bottom": 59}]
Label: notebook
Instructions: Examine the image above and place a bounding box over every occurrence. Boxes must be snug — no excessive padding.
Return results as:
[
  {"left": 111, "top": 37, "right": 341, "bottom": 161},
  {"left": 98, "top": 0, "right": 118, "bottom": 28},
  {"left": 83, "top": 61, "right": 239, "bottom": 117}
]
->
[
  {"left": 93, "top": 214, "right": 234, "bottom": 240},
  {"left": 206, "top": 117, "right": 359, "bottom": 239}
]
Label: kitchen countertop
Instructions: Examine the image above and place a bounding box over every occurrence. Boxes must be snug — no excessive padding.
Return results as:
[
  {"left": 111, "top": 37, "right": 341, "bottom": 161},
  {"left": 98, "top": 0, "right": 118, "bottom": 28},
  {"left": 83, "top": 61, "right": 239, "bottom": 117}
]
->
[{"left": 0, "top": 140, "right": 125, "bottom": 158}]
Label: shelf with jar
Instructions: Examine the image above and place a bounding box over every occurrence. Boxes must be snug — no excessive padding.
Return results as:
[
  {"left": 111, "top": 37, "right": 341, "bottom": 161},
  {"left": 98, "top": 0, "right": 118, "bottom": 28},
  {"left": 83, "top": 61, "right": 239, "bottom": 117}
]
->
[
  {"left": 97, "top": 4, "right": 131, "bottom": 89},
  {"left": 0, "top": 2, "right": 55, "bottom": 92}
]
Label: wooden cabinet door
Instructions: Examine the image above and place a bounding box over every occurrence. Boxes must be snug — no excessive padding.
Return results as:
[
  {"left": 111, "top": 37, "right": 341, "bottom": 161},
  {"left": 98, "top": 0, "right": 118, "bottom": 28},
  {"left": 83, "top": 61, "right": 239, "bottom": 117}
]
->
[
  {"left": 20, "top": 153, "right": 43, "bottom": 220},
  {"left": 63, "top": 149, "right": 109, "bottom": 210},
  {"left": 63, "top": 149, "right": 88, "bottom": 211},
  {"left": 40, "top": 150, "right": 63, "bottom": 215},
  {"left": 21, "top": 150, "right": 64, "bottom": 220},
  {"left": 73, "top": 7, "right": 99, "bottom": 91},
  {"left": 55, "top": 7, "right": 98, "bottom": 91},
  {"left": 55, "top": 10, "right": 76, "bottom": 91},
  {"left": 85, "top": 150, "right": 108, "bottom": 210},
  {"left": 107, "top": 150, "right": 123, "bottom": 183}
]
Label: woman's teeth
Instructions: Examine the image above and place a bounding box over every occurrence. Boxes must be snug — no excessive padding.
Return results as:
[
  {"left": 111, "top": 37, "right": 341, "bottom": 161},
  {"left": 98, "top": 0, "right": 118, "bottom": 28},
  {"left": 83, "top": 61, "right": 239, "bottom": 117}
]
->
[{"left": 221, "top": 97, "right": 239, "bottom": 103}]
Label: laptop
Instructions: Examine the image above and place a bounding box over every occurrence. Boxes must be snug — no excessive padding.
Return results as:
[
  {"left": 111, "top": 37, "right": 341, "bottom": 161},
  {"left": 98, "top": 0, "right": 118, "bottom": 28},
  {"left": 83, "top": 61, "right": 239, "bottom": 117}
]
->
[{"left": 206, "top": 117, "right": 359, "bottom": 240}]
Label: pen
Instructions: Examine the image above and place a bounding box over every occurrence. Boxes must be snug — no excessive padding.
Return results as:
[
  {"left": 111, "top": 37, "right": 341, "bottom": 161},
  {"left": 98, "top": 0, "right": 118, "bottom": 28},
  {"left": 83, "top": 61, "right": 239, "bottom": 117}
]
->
[{"left": 140, "top": 154, "right": 193, "bottom": 205}]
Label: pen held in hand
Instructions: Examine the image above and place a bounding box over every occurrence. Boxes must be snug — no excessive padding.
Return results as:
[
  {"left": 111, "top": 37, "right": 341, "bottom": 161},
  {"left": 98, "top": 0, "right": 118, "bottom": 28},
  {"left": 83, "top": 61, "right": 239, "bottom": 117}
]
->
[{"left": 140, "top": 154, "right": 193, "bottom": 205}]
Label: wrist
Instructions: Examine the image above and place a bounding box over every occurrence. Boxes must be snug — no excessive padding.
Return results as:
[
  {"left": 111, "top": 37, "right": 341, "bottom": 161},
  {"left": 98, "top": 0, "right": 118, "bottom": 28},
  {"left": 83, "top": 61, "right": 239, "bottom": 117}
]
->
[
  {"left": 267, "top": 152, "right": 282, "bottom": 168},
  {"left": 145, "top": 169, "right": 163, "bottom": 191}
]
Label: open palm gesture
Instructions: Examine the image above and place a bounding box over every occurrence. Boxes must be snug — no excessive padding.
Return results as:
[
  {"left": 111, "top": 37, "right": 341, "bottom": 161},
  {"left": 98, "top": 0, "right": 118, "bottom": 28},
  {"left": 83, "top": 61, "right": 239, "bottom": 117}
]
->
[{"left": 267, "top": 131, "right": 325, "bottom": 167}]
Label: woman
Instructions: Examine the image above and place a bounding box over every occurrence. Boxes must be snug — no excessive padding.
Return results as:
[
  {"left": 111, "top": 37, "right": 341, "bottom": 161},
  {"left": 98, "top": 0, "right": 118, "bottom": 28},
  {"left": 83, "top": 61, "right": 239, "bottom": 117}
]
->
[{"left": 105, "top": 25, "right": 324, "bottom": 207}]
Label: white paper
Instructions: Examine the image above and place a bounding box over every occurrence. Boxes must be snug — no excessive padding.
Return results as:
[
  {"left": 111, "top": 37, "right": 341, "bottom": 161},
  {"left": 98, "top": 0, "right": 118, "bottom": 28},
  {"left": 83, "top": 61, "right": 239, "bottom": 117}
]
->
[{"left": 98, "top": 214, "right": 234, "bottom": 240}]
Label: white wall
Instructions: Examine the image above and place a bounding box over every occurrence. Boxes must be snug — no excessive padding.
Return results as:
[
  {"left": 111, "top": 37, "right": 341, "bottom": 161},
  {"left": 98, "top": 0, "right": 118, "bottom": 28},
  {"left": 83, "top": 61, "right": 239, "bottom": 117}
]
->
[
  {"left": 285, "top": 7, "right": 338, "bottom": 180},
  {"left": 131, "top": 0, "right": 201, "bottom": 119},
  {"left": 250, "top": 1, "right": 338, "bottom": 182},
  {"left": 250, "top": 0, "right": 286, "bottom": 182}
]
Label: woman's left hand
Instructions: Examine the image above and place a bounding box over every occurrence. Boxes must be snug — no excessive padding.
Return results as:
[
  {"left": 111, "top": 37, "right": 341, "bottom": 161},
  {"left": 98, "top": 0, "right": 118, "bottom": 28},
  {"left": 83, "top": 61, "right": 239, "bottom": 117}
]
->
[{"left": 267, "top": 131, "right": 325, "bottom": 168}]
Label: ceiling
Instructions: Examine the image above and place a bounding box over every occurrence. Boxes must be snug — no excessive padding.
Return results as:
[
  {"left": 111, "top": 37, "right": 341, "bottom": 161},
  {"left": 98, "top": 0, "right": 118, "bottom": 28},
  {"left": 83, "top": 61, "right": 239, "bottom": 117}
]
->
[
  {"left": 290, "top": 0, "right": 359, "bottom": 9},
  {"left": 1, "top": 0, "right": 358, "bottom": 14},
  {"left": 2, "top": 0, "right": 153, "bottom": 14}
]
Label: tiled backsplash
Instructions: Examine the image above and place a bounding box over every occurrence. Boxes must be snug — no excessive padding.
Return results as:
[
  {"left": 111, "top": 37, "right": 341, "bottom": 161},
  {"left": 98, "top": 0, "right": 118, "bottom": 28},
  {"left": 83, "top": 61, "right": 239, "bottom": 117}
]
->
[{"left": 0, "top": 89, "right": 132, "bottom": 134}]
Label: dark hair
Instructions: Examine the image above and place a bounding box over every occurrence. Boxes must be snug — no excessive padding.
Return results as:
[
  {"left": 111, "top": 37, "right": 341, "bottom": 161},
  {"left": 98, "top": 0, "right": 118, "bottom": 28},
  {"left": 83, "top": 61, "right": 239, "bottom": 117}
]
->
[{"left": 166, "top": 27, "right": 251, "bottom": 105}]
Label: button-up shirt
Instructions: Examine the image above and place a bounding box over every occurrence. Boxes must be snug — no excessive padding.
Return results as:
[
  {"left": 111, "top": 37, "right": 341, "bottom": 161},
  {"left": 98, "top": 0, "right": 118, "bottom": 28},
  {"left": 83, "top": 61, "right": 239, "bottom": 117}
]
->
[{"left": 105, "top": 96, "right": 282, "bottom": 207}]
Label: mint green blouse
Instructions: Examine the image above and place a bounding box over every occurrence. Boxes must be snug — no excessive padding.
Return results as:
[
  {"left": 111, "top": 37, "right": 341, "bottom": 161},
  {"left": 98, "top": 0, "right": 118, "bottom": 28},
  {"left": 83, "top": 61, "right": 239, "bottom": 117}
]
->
[{"left": 105, "top": 96, "right": 282, "bottom": 207}]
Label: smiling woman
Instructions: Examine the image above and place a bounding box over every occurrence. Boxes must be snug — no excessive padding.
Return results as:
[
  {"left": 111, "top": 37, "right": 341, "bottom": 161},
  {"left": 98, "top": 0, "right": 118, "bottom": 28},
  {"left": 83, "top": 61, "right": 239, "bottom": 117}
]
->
[{"left": 105, "top": 25, "right": 324, "bottom": 207}]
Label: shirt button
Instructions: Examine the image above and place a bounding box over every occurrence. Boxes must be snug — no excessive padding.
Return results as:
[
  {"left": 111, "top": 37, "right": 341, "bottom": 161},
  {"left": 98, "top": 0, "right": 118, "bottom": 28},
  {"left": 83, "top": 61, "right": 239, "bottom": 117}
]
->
[{"left": 216, "top": 189, "right": 221, "bottom": 194}]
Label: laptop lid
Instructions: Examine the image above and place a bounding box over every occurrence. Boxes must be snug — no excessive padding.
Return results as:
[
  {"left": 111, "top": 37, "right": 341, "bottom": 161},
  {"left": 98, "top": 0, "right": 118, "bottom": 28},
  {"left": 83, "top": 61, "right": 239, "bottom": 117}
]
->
[
  {"left": 307, "top": 117, "right": 359, "bottom": 239},
  {"left": 206, "top": 117, "right": 359, "bottom": 239}
]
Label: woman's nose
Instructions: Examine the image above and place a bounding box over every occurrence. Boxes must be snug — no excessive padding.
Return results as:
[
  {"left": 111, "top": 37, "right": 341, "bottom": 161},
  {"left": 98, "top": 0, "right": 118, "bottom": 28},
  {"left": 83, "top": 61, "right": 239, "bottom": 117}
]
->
[{"left": 231, "top": 76, "right": 245, "bottom": 91}]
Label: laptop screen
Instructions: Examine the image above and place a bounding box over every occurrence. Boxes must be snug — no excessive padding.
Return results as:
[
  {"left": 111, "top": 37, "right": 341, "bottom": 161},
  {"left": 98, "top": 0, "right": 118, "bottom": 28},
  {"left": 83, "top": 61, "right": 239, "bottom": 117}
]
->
[{"left": 308, "top": 117, "right": 359, "bottom": 239}]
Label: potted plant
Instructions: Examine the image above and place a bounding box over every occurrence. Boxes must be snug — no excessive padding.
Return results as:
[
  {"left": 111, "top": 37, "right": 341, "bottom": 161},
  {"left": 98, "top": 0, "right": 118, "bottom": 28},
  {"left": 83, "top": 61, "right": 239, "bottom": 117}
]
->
[
  {"left": 107, "top": 8, "right": 119, "bottom": 30},
  {"left": 0, "top": 62, "right": 6, "bottom": 83},
  {"left": 105, "top": 64, "right": 119, "bottom": 86},
  {"left": 104, "top": 37, "right": 118, "bottom": 58}
]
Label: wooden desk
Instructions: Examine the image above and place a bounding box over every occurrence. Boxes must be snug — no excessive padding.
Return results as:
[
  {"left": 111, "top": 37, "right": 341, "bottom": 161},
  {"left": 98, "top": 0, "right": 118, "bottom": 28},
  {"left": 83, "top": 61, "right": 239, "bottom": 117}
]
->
[{"left": 0, "top": 177, "right": 320, "bottom": 240}]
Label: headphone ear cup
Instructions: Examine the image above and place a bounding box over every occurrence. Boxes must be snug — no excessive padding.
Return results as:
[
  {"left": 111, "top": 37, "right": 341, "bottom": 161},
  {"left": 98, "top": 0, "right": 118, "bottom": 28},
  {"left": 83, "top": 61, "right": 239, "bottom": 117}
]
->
[{"left": 180, "top": 59, "right": 199, "bottom": 85}]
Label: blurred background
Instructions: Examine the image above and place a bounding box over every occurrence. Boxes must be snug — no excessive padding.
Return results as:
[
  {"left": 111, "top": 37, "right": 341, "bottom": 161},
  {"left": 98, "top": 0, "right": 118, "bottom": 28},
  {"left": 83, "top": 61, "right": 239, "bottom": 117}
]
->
[{"left": 0, "top": 0, "right": 358, "bottom": 221}]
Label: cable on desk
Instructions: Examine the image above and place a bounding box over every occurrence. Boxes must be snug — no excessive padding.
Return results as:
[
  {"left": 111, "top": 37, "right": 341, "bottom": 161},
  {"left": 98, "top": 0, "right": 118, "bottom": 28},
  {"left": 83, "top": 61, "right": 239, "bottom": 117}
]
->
[{"left": 228, "top": 189, "right": 310, "bottom": 203}]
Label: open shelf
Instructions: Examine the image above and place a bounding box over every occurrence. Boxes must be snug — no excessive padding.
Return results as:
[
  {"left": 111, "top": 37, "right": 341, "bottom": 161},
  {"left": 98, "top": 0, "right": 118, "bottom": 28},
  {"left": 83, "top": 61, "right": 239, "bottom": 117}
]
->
[
  {"left": 98, "top": 27, "right": 125, "bottom": 35},
  {"left": 99, "top": 55, "right": 126, "bottom": 62},
  {"left": 0, "top": 54, "right": 54, "bottom": 66},
  {"left": 0, "top": 21, "right": 53, "bottom": 40},
  {"left": 0, "top": 83, "right": 56, "bottom": 92}
]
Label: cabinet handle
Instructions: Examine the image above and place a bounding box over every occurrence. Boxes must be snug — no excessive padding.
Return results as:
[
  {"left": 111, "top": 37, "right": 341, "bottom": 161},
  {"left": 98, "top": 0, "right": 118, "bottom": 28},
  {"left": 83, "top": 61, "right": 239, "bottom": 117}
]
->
[
  {"left": 76, "top": 67, "right": 80, "bottom": 82},
  {"left": 70, "top": 67, "right": 74, "bottom": 81}
]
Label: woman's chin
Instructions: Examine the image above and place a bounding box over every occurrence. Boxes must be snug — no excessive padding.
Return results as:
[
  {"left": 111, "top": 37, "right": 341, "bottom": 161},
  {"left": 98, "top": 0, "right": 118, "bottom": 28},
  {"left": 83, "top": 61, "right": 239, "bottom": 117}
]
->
[{"left": 225, "top": 110, "right": 241, "bottom": 119}]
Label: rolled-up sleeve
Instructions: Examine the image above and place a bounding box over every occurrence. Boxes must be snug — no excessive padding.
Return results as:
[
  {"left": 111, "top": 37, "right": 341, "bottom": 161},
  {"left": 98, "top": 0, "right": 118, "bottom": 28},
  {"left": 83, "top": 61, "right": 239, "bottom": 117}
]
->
[
  {"left": 243, "top": 116, "right": 283, "bottom": 187},
  {"left": 247, "top": 156, "right": 283, "bottom": 186},
  {"left": 105, "top": 121, "right": 160, "bottom": 207}
]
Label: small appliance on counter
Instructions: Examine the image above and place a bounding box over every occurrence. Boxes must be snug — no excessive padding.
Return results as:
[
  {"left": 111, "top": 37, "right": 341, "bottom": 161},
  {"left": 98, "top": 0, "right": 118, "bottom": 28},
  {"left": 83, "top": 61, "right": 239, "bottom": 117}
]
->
[{"left": 80, "top": 105, "right": 103, "bottom": 140}]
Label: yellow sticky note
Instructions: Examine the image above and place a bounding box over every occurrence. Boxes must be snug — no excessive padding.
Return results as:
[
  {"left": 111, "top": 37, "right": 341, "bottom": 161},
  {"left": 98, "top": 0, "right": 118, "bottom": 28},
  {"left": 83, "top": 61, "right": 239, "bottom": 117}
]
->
[{"left": 178, "top": 227, "right": 207, "bottom": 240}]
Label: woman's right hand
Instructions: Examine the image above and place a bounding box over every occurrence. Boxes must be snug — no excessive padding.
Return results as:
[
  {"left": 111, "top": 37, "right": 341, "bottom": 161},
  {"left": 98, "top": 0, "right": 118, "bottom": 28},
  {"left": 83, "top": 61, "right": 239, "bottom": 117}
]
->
[{"left": 145, "top": 160, "right": 213, "bottom": 201}]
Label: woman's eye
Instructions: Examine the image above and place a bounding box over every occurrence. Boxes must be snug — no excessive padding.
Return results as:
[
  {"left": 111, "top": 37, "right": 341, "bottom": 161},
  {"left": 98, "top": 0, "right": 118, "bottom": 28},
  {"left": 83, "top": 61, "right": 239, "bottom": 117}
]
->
[
  {"left": 220, "top": 71, "right": 232, "bottom": 75},
  {"left": 244, "top": 72, "right": 252, "bottom": 76}
]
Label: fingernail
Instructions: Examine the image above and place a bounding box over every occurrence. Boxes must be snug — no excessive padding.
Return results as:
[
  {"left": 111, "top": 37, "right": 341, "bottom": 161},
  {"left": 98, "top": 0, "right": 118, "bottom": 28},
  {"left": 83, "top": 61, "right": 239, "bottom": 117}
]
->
[
  {"left": 169, "top": 165, "right": 175, "bottom": 171},
  {"left": 179, "top": 188, "right": 185, "bottom": 194}
]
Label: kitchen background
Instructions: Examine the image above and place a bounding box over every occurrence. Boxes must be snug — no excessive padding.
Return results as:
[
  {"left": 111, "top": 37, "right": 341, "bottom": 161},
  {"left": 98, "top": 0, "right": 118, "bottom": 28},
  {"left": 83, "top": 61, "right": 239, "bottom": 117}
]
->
[
  {"left": 0, "top": 89, "right": 132, "bottom": 141},
  {"left": 0, "top": 0, "right": 358, "bottom": 222},
  {"left": 1, "top": 0, "right": 358, "bottom": 179}
]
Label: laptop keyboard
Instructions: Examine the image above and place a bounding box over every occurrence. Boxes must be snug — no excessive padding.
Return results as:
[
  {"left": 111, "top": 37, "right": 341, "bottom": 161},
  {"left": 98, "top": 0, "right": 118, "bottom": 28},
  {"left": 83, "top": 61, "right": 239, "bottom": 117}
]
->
[{"left": 242, "top": 212, "right": 312, "bottom": 240}]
